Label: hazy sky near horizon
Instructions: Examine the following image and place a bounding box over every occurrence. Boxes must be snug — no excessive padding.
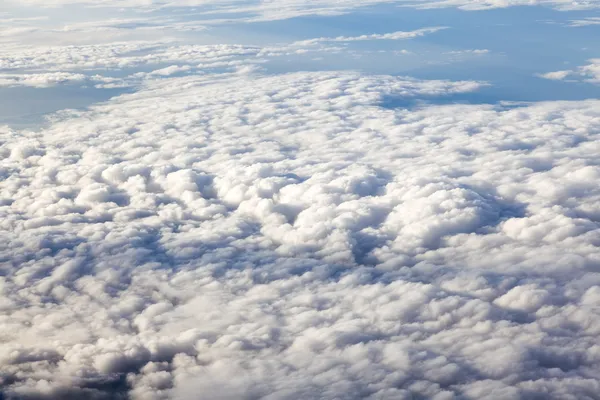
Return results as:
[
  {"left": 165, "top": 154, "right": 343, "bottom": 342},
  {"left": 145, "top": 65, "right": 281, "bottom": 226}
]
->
[
  {"left": 1, "top": 0, "right": 599, "bottom": 126},
  {"left": 2, "top": 1, "right": 600, "bottom": 400}
]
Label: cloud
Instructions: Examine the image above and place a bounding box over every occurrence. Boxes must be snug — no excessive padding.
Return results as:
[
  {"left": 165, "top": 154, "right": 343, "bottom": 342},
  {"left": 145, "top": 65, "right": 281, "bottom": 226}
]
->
[
  {"left": 0, "top": 42, "right": 263, "bottom": 72},
  {"left": 1, "top": 2, "right": 599, "bottom": 399},
  {"left": 539, "top": 59, "right": 600, "bottom": 84},
  {"left": 580, "top": 59, "right": 600, "bottom": 83},
  {"left": 407, "top": 0, "right": 600, "bottom": 10},
  {"left": 537, "top": 70, "right": 572, "bottom": 80},
  {"left": 0, "top": 72, "right": 125, "bottom": 88},
  {"left": 4, "top": 0, "right": 600, "bottom": 24},
  {"left": 444, "top": 49, "right": 490, "bottom": 55},
  {"left": 292, "top": 27, "right": 448, "bottom": 46},
  {"left": 0, "top": 24, "right": 445, "bottom": 76},
  {"left": 568, "top": 17, "right": 600, "bottom": 27},
  {"left": 0, "top": 25, "right": 447, "bottom": 91},
  {"left": 2, "top": 68, "right": 600, "bottom": 399}
]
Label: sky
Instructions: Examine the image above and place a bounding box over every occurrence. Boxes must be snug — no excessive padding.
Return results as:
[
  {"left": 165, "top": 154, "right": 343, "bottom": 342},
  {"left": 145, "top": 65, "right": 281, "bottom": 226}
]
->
[{"left": 1, "top": 1, "right": 600, "bottom": 400}]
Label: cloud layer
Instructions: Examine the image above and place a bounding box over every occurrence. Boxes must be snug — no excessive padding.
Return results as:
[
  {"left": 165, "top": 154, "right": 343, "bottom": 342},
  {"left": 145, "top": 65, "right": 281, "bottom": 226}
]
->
[
  {"left": 2, "top": 69, "right": 600, "bottom": 399},
  {"left": 4, "top": 0, "right": 600, "bottom": 23},
  {"left": 0, "top": 24, "right": 449, "bottom": 92}
]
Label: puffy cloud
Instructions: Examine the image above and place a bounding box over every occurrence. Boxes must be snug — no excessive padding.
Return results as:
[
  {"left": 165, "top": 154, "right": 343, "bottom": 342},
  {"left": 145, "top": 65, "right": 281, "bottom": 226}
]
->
[
  {"left": 0, "top": 42, "right": 270, "bottom": 89},
  {"left": 0, "top": 42, "right": 262, "bottom": 72},
  {"left": 580, "top": 59, "right": 600, "bottom": 83},
  {"left": 0, "top": 72, "right": 86, "bottom": 88},
  {"left": 0, "top": 25, "right": 450, "bottom": 91},
  {"left": 0, "top": 72, "right": 125, "bottom": 88},
  {"left": 2, "top": 68, "right": 600, "bottom": 399},
  {"left": 537, "top": 70, "right": 573, "bottom": 80},
  {"left": 539, "top": 59, "right": 600, "bottom": 84}
]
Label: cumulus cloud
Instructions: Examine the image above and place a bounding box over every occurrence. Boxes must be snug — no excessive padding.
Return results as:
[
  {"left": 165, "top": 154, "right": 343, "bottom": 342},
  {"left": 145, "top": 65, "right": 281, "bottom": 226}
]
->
[
  {"left": 537, "top": 70, "right": 573, "bottom": 80},
  {"left": 444, "top": 49, "right": 490, "bottom": 55},
  {"left": 0, "top": 25, "right": 447, "bottom": 91},
  {"left": 0, "top": 42, "right": 269, "bottom": 89},
  {"left": 2, "top": 68, "right": 600, "bottom": 399},
  {"left": 539, "top": 59, "right": 600, "bottom": 84},
  {"left": 580, "top": 59, "right": 600, "bottom": 83},
  {"left": 0, "top": 72, "right": 125, "bottom": 88},
  {"left": 2, "top": 1, "right": 600, "bottom": 398},
  {"left": 0, "top": 24, "right": 446, "bottom": 76},
  {"left": 0, "top": 42, "right": 263, "bottom": 72}
]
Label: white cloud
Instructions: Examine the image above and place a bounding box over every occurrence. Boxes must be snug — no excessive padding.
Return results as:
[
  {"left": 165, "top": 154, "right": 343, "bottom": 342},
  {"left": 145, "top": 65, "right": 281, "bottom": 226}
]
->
[
  {"left": 408, "top": 0, "right": 600, "bottom": 10},
  {"left": 0, "top": 72, "right": 125, "bottom": 88},
  {"left": 293, "top": 27, "right": 448, "bottom": 46},
  {"left": 539, "top": 59, "right": 600, "bottom": 84},
  {"left": 3, "top": 0, "right": 600, "bottom": 24},
  {"left": 0, "top": 25, "right": 448, "bottom": 91},
  {"left": 568, "top": 17, "right": 600, "bottom": 27},
  {"left": 1, "top": 1, "right": 600, "bottom": 399},
  {"left": 2, "top": 69, "right": 600, "bottom": 399},
  {"left": 0, "top": 42, "right": 263, "bottom": 71},
  {"left": 144, "top": 65, "right": 193, "bottom": 77},
  {"left": 580, "top": 59, "right": 600, "bottom": 83},
  {"left": 445, "top": 49, "right": 490, "bottom": 55},
  {"left": 537, "top": 70, "right": 572, "bottom": 80}
]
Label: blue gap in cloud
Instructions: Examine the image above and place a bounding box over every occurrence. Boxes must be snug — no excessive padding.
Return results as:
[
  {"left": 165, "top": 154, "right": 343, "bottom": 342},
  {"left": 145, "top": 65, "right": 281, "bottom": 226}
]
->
[
  {"left": 0, "top": 86, "right": 133, "bottom": 129},
  {"left": 216, "top": 4, "right": 600, "bottom": 104}
]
